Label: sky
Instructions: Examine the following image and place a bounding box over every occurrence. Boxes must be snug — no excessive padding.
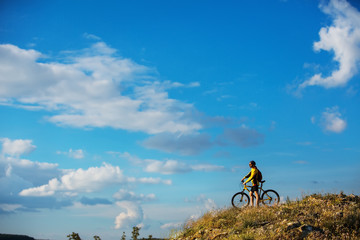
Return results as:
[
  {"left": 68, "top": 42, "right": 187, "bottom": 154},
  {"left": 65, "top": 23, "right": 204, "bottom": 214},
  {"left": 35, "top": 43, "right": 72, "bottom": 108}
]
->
[{"left": 0, "top": 0, "right": 360, "bottom": 239}]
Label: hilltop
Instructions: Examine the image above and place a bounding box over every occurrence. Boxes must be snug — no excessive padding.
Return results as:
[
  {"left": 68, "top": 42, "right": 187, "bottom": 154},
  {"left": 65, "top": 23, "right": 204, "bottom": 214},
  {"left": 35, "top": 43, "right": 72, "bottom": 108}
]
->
[{"left": 169, "top": 193, "right": 360, "bottom": 240}]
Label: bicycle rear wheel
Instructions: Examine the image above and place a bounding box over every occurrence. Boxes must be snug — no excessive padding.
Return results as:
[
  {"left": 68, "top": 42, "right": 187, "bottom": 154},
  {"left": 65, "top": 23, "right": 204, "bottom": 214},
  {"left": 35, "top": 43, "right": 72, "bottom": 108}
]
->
[
  {"left": 261, "top": 189, "right": 280, "bottom": 206},
  {"left": 231, "top": 192, "right": 250, "bottom": 208}
]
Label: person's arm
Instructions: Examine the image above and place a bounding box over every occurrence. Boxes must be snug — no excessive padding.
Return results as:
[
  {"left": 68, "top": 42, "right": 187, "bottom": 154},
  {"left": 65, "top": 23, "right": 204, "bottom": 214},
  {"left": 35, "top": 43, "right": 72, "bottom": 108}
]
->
[
  {"left": 242, "top": 171, "right": 251, "bottom": 182},
  {"left": 244, "top": 169, "right": 255, "bottom": 184}
]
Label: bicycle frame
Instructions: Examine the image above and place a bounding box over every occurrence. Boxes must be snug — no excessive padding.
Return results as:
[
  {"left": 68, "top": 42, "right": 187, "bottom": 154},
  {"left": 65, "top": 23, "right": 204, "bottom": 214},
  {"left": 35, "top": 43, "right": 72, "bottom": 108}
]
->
[
  {"left": 240, "top": 181, "right": 268, "bottom": 204},
  {"left": 241, "top": 182, "right": 264, "bottom": 195},
  {"left": 232, "top": 180, "right": 279, "bottom": 208}
]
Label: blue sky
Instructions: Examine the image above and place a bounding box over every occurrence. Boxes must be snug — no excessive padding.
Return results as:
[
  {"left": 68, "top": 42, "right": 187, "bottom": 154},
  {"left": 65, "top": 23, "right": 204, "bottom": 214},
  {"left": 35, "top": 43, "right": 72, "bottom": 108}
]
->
[{"left": 0, "top": 0, "right": 360, "bottom": 239}]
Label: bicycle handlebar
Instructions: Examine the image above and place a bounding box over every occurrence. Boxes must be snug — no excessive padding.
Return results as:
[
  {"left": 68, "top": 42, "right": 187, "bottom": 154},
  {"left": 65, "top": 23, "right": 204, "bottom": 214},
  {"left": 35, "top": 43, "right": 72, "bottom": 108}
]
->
[{"left": 239, "top": 182, "right": 252, "bottom": 188}]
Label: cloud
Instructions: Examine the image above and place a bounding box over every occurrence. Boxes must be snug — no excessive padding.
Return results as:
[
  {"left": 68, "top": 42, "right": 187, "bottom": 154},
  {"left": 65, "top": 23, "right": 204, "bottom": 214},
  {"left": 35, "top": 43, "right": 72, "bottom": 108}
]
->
[
  {"left": 83, "top": 33, "right": 102, "bottom": 40},
  {"left": 160, "top": 222, "right": 182, "bottom": 230},
  {"left": 320, "top": 106, "right": 347, "bottom": 133},
  {"left": 114, "top": 201, "right": 143, "bottom": 229},
  {"left": 0, "top": 157, "right": 61, "bottom": 186},
  {"left": 217, "top": 126, "right": 265, "bottom": 148},
  {"left": 191, "top": 164, "right": 225, "bottom": 172},
  {"left": 143, "top": 125, "right": 264, "bottom": 155},
  {"left": 183, "top": 194, "right": 218, "bottom": 222},
  {"left": 1, "top": 138, "right": 36, "bottom": 157},
  {"left": 113, "top": 189, "right": 156, "bottom": 202},
  {"left": 0, "top": 42, "right": 202, "bottom": 134},
  {"left": 0, "top": 169, "right": 72, "bottom": 212},
  {"left": 68, "top": 149, "right": 85, "bottom": 159},
  {"left": 144, "top": 159, "right": 225, "bottom": 175},
  {"left": 0, "top": 139, "right": 71, "bottom": 212},
  {"left": 134, "top": 177, "right": 172, "bottom": 185},
  {"left": 79, "top": 197, "right": 112, "bottom": 206},
  {"left": 57, "top": 149, "right": 85, "bottom": 159},
  {"left": 0, "top": 138, "right": 61, "bottom": 186},
  {"left": 185, "top": 194, "right": 217, "bottom": 211},
  {"left": 0, "top": 138, "right": 170, "bottom": 213},
  {"left": 19, "top": 163, "right": 126, "bottom": 197},
  {"left": 143, "top": 133, "right": 213, "bottom": 155},
  {"left": 299, "top": 0, "right": 360, "bottom": 89},
  {"left": 19, "top": 162, "right": 172, "bottom": 197},
  {"left": 144, "top": 159, "right": 191, "bottom": 174},
  {"left": 118, "top": 152, "right": 225, "bottom": 175},
  {"left": 198, "top": 195, "right": 217, "bottom": 211},
  {"left": 0, "top": 204, "right": 22, "bottom": 213}
]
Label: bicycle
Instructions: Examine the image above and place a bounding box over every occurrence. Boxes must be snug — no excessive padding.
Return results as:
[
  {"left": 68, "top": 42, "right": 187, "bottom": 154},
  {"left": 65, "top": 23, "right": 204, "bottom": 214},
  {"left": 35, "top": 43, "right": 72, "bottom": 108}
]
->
[{"left": 231, "top": 180, "right": 280, "bottom": 208}]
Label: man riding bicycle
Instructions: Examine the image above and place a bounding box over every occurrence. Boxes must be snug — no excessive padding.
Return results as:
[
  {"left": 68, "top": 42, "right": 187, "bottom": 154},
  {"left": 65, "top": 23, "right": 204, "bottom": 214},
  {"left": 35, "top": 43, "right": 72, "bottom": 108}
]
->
[{"left": 241, "top": 160, "right": 259, "bottom": 207}]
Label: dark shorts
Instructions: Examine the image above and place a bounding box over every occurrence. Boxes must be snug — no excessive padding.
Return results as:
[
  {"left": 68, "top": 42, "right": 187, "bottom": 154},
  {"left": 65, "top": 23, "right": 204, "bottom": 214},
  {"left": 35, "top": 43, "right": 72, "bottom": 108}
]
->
[{"left": 250, "top": 185, "right": 258, "bottom": 192}]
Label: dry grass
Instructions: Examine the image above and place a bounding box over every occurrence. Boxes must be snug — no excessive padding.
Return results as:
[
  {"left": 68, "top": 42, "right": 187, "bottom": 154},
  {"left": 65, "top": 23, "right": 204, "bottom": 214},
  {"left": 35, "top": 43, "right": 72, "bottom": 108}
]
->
[{"left": 169, "top": 193, "right": 360, "bottom": 240}]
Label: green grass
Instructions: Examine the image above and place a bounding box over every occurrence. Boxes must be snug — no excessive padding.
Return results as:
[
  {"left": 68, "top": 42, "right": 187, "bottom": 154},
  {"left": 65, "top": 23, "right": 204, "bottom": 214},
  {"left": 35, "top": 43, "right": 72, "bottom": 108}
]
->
[{"left": 169, "top": 193, "right": 360, "bottom": 240}]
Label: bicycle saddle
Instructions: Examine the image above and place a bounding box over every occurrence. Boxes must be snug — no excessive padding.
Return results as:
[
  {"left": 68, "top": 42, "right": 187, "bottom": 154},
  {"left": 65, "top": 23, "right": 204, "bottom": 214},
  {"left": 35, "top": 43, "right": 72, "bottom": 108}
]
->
[{"left": 260, "top": 180, "right": 266, "bottom": 183}]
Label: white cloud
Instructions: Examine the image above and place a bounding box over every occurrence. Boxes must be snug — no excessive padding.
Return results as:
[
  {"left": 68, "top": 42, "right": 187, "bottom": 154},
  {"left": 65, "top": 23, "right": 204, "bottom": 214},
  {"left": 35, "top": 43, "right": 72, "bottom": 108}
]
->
[
  {"left": 0, "top": 138, "right": 60, "bottom": 186},
  {"left": 5, "top": 164, "right": 12, "bottom": 177},
  {"left": 144, "top": 159, "right": 192, "bottom": 174},
  {"left": 83, "top": 33, "right": 102, "bottom": 40},
  {"left": 70, "top": 149, "right": 85, "bottom": 159},
  {"left": 0, "top": 204, "right": 23, "bottom": 212},
  {"left": 185, "top": 194, "right": 217, "bottom": 211},
  {"left": 0, "top": 42, "right": 202, "bottom": 134},
  {"left": 119, "top": 152, "right": 225, "bottom": 175},
  {"left": 145, "top": 160, "right": 225, "bottom": 175},
  {"left": 194, "top": 195, "right": 217, "bottom": 211},
  {"left": 19, "top": 162, "right": 171, "bottom": 197},
  {"left": 300, "top": 0, "right": 360, "bottom": 89},
  {"left": 134, "top": 177, "right": 172, "bottom": 185},
  {"left": 114, "top": 201, "right": 143, "bottom": 229},
  {"left": 182, "top": 194, "right": 218, "bottom": 223},
  {"left": 113, "top": 189, "right": 156, "bottom": 202},
  {"left": 1, "top": 138, "right": 36, "bottom": 157},
  {"left": 19, "top": 163, "right": 127, "bottom": 196},
  {"left": 160, "top": 222, "right": 182, "bottom": 230},
  {"left": 191, "top": 164, "right": 225, "bottom": 172},
  {"left": 0, "top": 156, "right": 60, "bottom": 184},
  {"left": 320, "top": 106, "right": 347, "bottom": 133},
  {"left": 57, "top": 149, "right": 85, "bottom": 159}
]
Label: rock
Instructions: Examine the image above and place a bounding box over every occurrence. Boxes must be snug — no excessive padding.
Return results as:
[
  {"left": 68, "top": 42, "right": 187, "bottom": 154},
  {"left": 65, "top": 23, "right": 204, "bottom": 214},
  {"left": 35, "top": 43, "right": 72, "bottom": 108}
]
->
[
  {"left": 299, "top": 224, "right": 324, "bottom": 238},
  {"left": 208, "top": 229, "right": 228, "bottom": 240},
  {"left": 286, "top": 221, "right": 301, "bottom": 230},
  {"left": 300, "top": 225, "right": 313, "bottom": 232},
  {"left": 258, "top": 221, "right": 270, "bottom": 226}
]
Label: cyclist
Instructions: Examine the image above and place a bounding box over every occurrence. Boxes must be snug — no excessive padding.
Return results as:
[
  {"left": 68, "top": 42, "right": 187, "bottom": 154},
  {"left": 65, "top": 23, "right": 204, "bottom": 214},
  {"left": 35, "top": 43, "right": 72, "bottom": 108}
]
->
[{"left": 241, "top": 160, "right": 259, "bottom": 207}]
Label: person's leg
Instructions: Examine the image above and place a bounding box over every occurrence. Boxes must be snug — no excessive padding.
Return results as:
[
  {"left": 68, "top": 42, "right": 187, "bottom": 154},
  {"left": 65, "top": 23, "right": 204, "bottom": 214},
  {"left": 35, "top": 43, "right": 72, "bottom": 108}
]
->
[
  {"left": 254, "top": 191, "right": 259, "bottom": 207},
  {"left": 249, "top": 191, "right": 254, "bottom": 206},
  {"left": 250, "top": 185, "right": 259, "bottom": 207}
]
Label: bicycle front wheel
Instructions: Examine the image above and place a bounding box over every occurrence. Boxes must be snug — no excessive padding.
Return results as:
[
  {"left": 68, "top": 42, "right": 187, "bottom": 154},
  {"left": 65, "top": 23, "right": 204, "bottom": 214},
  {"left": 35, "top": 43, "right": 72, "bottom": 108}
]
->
[
  {"left": 231, "top": 192, "right": 250, "bottom": 208},
  {"left": 261, "top": 190, "right": 280, "bottom": 206}
]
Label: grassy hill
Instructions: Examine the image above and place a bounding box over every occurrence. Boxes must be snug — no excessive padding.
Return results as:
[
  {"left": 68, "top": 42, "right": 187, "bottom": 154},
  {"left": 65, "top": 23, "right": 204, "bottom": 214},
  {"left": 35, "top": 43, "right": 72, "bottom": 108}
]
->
[{"left": 169, "top": 193, "right": 360, "bottom": 240}]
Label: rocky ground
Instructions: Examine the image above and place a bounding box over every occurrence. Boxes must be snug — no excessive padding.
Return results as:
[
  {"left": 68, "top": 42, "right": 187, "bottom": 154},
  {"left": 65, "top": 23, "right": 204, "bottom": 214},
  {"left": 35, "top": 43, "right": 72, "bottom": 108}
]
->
[{"left": 169, "top": 193, "right": 360, "bottom": 240}]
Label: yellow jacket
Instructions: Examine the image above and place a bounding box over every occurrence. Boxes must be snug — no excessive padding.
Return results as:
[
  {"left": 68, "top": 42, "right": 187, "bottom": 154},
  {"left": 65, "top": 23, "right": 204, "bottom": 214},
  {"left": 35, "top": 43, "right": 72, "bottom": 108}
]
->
[{"left": 244, "top": 167, "right": 259, "bottom": 186}]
